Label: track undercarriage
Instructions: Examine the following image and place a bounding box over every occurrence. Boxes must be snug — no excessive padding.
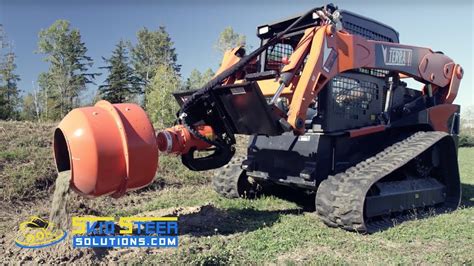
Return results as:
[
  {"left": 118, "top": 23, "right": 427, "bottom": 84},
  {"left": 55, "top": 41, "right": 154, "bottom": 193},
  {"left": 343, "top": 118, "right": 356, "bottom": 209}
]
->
[
  {"left": 316, "top": 131, "right": 461, "bottom": 233},
  {"left": 214, "top": 131, "right": 461, "bottom": 233}
]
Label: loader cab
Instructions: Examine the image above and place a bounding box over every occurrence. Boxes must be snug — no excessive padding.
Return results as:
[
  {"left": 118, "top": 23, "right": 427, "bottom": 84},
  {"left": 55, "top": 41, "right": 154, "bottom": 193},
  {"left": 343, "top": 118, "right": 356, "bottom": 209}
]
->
[{"left": 252, "top": 10, "right": 401, "bottom": 132}]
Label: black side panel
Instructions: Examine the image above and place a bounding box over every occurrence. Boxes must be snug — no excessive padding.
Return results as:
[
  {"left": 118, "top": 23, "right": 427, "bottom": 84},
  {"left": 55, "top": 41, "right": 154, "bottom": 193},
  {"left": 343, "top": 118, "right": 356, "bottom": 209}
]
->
[
  {"left": 211, "top": 82, "right": 283, "bottom": 135},
  {"left": 174, "top": 82, "right": 283, "bottom": 136},
  {"left": 244, "top": 128, "right": 415, "bottom": 190},
  {"left": 246, "top": 133, "right": 333, "bottom": 186}
]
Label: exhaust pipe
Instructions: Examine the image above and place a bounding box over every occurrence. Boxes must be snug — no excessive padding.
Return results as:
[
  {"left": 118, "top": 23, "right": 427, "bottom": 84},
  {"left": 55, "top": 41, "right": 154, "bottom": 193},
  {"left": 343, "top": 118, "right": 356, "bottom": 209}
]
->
[{"left": 53, "top": 100, "right": 213, "bottom": 198}]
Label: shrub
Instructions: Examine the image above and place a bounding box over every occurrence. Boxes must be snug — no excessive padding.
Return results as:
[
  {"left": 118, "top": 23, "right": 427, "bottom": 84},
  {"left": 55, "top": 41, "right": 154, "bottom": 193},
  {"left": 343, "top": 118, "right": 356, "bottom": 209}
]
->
[{"left": 459, "top": 134, "right": 474, "bottom": 147}]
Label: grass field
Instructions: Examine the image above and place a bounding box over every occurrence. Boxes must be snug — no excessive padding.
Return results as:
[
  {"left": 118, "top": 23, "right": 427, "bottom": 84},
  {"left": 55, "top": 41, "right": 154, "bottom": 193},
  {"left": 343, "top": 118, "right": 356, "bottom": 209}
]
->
[{"left": 0, "top": 121, "right": 473, "bottom": 264}]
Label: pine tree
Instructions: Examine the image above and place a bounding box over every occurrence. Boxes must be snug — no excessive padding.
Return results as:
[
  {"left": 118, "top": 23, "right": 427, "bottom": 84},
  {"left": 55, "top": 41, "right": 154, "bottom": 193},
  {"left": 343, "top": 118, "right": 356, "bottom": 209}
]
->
[
  {"left": 37, "top": 72, "right": 57, "bottom": 120},
  {"left": 0, "top": 25, "right": 21, "bottom": 120},
  {"left": 99, "top": 40, "right": 141, "bottom": 103},
  {"left": 185, "top": 68, "right": 215, "bottom": 90},
  {"left": 37, "top": 20, "right": 98, "bottom": 119},
  {"left": 131, "top": 26, "right": 180, "bottom": 103},
  {"left": 21, "top": 93, "right": 37, "bottom": 121}
]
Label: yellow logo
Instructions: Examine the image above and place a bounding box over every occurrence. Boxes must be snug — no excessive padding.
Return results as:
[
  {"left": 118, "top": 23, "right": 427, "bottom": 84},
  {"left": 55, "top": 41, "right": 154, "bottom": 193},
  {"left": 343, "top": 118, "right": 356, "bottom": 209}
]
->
[{"left": 15, "top": 216, "right": 67, "bottom": 248}]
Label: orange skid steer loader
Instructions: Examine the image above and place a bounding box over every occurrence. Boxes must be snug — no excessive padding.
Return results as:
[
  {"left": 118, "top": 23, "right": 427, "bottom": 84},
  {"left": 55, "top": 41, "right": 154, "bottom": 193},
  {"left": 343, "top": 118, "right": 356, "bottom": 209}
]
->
[{"left": 53, "top": 4, "right": 463, "bottom": 233}]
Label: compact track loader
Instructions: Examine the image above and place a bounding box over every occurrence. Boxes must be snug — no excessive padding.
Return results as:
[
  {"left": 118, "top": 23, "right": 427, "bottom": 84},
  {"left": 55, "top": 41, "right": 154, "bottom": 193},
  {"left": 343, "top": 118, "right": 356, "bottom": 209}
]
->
[{"left": 54, "top": 4, "right": 463, "bottom": 232}]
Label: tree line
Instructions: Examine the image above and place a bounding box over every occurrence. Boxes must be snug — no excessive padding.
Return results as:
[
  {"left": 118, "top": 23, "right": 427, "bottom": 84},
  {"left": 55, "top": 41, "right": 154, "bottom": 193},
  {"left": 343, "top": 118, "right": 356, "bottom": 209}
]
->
[{"left": 0, "top": 21, "right": 245, "bottom": 128}]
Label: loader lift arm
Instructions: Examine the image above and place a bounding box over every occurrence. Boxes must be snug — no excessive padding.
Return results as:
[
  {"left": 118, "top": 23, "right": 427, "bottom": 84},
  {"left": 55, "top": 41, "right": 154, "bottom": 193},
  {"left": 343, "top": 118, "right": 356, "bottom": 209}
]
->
[
  {"left": 165, "top": 4, "right": 463, "bottom": 170},
  {"left": 275, "top": 24, "right": 463, "bottom": 133}
]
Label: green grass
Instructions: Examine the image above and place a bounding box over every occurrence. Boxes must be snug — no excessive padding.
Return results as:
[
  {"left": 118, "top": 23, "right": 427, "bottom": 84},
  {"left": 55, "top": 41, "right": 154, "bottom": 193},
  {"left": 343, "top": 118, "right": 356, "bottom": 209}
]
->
[
  {"left": 459, "top": 148, "right": 474, "bottom": 205},
  {"left": 0, "top": 121, "right": 58, "bottom": 201}
]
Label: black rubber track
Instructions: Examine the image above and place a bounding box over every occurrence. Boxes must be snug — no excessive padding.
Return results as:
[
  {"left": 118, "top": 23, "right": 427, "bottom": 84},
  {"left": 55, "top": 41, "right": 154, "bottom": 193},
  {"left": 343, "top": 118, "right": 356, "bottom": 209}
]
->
[
  {"left": 212, "top": 156, "right": 247, "bottom": 198},
  {"left": 315, "top": 131, "right": 461, "bottom": 233}
]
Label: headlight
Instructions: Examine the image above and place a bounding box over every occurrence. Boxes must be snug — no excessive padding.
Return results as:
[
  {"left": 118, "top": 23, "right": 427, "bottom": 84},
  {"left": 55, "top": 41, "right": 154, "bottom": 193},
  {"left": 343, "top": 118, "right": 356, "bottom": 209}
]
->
[{"left": 258, "top": 26, "right": 269, "bottom": 35}]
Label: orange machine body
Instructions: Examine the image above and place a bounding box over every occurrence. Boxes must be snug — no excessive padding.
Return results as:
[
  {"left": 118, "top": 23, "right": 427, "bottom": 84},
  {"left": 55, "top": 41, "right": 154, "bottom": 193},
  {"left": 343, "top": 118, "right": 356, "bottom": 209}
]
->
[
  {"left": 215, "top": 25, "right": 462, "bottom": 134},
  {"left": 156, "top": 124, "right": 214, "bottom": 155},
  {"left": 53, "top": 100, "right": 158, "bottom": 198}
]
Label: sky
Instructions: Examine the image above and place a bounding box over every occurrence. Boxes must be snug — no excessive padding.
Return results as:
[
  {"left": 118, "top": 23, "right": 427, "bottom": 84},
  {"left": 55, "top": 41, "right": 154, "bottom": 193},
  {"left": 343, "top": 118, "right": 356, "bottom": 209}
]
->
[{"left": 0, "top": 0, "right": 473, "bottom": 109}]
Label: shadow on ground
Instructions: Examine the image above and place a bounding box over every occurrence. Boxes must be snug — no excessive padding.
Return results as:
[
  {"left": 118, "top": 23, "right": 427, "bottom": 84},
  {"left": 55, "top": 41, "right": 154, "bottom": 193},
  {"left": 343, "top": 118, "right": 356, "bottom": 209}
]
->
[
  {"left": 86, "top": 204, "right": 302, "bottom": 239},
  {"left": 173, "top": 205, "right": 302, "bottom": 236},
  {"left": 461, "top": 183, "right": 474, "bottom": 207}
]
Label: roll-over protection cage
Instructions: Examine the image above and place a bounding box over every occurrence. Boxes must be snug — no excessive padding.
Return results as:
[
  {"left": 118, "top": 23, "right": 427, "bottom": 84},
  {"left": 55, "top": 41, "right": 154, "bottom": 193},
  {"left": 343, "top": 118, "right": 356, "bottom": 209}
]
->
[{"left": 254, "top": 10, "right": 400, "bottom": 132}]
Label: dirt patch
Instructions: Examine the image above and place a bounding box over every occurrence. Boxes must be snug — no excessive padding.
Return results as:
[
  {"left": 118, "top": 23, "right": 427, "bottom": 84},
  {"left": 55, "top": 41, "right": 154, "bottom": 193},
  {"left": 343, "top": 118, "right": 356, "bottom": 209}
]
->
[
  {"left": 1, "top": 210, "right": 101, "bottom": 264},
  {"left": 277, "top": 244, "right": 337, "bottom": 263},
  {"left": 138, "top": 204, "right": 230, "bottom": 235},
  {"left": 1, "top": 235, "right": 102, "bottom": 264},
  {"left": 103, "top": 204, "right": 228, "bottom": 261}
]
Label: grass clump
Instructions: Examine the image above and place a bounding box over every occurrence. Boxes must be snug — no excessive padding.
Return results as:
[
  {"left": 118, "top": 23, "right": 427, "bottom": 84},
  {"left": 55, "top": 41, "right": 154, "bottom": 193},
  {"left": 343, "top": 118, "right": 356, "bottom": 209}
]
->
[{"left": 0, "top": 121, "right": 57, "bottom": 201}]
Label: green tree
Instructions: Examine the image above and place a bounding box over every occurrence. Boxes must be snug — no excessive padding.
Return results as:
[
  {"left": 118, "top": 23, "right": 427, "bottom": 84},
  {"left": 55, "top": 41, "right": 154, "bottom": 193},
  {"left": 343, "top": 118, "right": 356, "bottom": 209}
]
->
[
  {"left": 215, "top": 27, "right": 246, "bottom": 54},
  {"left": 0, "top": 25, "right": 21, "bottom": 120},
  {"left": 461, "top": 106, "right": 474, "bottom": 136},
  {"left": 90, "top": 90, "right": 102, "bottom": 105},
  {"left": 0, "top": 51, "right": 21, "bottom": 120},
  {"left": 36, "top": 72, "right": 58, "bottom": 120},
  {"left": 146, "top": 65, "right": 180, "bottom": 128},
  {"left": 20, "top": 93, "right": 38, "bottom": 121},
  {"left": 99, "top": 40, "right": 141, "bottom": 103},
  {"left": 185, "top": 68, "right": 215, "bottom": 90},
  {"left": 131, "top": 26, "right": 180, "bottom": 88},
  {"left": 37, "top": 20, "right": 98, "bottom": 119}
]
